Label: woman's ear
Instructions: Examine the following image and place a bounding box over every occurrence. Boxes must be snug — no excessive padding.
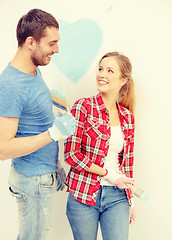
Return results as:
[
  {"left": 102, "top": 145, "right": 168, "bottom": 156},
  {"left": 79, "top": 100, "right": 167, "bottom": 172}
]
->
[{"left": 120, "top": 78, "right": 128, "bottom": 87}]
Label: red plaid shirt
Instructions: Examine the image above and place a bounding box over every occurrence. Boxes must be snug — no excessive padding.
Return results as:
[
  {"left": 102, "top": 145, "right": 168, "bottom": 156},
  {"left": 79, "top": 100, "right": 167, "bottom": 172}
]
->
[{"left": 64, "top": 93, "right": 135, "bottom": 206}]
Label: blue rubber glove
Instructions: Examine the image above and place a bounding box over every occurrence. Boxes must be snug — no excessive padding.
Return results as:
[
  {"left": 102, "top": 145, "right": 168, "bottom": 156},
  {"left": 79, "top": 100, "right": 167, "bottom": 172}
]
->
[{"left": 48, "top": 112, "right": 76, "bottom": 141}]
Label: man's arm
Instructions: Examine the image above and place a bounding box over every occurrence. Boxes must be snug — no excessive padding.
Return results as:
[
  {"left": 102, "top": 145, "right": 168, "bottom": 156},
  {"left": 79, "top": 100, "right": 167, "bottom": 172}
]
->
[{"left": 0, "top": 116, "right": 52, "bottom": 160}]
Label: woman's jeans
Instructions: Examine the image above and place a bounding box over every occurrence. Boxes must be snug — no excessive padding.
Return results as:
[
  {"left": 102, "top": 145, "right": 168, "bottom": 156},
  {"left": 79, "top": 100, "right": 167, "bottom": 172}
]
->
[
  {"left": 8, "top": 166, "right": 57, "bottom": 240},
  {"left": 66, "top": 186, "right": 130, "bottom": 240}
]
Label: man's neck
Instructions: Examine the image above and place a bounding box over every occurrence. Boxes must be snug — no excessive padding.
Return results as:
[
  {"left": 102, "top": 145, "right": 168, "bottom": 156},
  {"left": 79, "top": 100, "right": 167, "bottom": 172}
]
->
[{"left": 10, "top": 48, "right": 37, "bottom": 75}]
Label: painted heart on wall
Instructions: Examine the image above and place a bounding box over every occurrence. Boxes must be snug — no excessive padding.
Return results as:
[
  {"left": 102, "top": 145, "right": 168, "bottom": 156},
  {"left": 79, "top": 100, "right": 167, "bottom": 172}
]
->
[{"left": 52, "top": 19, "right": 103, "bottom": 83}]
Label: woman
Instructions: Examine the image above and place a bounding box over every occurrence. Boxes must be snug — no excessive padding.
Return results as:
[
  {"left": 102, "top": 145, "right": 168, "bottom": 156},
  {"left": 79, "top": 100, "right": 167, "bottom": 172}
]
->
[{"left": 64, "top": 51, "right": 136, "bottom": 240}]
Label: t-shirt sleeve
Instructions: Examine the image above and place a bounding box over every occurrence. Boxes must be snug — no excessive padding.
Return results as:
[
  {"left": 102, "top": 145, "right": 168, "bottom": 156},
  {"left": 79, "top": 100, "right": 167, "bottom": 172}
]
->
[{"left": 0, "top": 82, "right": 26, "bottom": 118}]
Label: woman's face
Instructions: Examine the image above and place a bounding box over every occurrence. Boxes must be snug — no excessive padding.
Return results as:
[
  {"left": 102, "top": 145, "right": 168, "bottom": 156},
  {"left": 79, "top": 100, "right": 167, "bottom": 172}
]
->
[{"left": 96, "top": 56, "right": 126, "bottom": 95}]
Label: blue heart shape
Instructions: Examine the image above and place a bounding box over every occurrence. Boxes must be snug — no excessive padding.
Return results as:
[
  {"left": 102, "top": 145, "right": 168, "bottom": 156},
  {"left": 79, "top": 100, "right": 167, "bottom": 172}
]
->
[{"left": 52, "top": 19, "right": 103, "bottom": 83}]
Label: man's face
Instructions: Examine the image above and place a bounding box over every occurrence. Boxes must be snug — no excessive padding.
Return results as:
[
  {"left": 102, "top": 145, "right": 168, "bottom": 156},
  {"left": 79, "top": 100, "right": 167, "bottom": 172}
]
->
[{"left": 31, "top": 27, "right": 60, "bottom": 66}]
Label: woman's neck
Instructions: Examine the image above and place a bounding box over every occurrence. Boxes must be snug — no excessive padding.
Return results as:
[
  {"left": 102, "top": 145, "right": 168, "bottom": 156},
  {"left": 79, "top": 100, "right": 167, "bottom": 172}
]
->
[
  {"left": 100, "top": 92, "right": 120, "bottom": 126},
  {"left": 101, "top": 92, "right": 118, "bottom": 112}
]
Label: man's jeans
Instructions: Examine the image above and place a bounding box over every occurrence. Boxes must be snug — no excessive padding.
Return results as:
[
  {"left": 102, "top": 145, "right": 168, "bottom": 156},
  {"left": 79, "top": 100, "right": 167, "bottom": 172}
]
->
[
  {"left": 8, "top": 166, "right": 57, "bottom": 240},
  {"left": 66, "top": 186, "right": 129, "bottom": 240}
]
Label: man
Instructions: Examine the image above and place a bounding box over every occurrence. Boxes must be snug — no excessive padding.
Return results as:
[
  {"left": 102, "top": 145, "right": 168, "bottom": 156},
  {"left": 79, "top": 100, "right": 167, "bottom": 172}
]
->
[{"left": 0, "top": 9, "right": 75, "bottom": 240}]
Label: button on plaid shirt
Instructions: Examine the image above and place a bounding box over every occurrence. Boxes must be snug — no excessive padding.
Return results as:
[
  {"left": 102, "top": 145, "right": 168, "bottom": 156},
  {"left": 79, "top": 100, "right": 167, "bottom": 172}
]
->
[{"left": 64, "top": 93, "right": 135, "bottom": 206}]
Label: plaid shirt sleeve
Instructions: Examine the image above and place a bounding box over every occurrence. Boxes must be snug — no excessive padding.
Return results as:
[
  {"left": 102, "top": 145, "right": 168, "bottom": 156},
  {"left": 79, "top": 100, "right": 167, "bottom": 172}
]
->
[
  {"left": 119, "top": 109, "right": 135, "bottom": 204},
  {"left": 64, "top": 99, "right": 93, "bottom": 171}
]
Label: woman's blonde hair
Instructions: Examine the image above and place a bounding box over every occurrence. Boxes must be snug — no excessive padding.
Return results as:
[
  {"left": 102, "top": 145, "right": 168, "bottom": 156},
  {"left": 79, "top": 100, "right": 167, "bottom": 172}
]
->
[{"left": 99, "top": 51, "right": 135, "bottom": 114}]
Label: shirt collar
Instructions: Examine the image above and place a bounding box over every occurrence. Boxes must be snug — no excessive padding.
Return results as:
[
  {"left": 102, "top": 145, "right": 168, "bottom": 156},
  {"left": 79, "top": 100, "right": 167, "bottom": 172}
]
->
[
  {"left": 116, "top": 102, "right": 130, "bottom": 126},
  {"left": 95, "top": 92, "right": 130, "bottom": 121},
  {"left": 95, "top": 92, "right": 107, "bottom": 112}
]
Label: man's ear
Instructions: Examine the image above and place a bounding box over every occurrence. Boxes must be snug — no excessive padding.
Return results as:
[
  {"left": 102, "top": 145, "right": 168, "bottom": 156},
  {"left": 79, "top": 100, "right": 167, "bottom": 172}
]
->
[{"left": 25, "top": 37, "right": 35, "bottom": 50}]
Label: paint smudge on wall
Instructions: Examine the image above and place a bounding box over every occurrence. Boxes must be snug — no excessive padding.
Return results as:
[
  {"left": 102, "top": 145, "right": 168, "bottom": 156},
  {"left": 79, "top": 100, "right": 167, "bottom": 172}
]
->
[{"left": 52, "top": 19, "right": 103, "bottom": 83}]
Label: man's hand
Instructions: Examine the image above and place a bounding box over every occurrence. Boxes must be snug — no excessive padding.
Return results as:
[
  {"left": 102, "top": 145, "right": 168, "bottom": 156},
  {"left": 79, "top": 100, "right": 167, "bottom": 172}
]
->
[{"left": 48, "top": 112, "right": 76, "bottom": 141}]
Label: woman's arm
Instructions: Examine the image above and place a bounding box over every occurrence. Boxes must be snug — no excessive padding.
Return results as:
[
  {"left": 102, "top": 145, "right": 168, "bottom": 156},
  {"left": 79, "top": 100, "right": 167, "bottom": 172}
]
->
[
  {"left": 65, "top": 99, "right": 94, "bottom": 171},
  {"left": 86, "top": 162, "right": 106, "bottom": 176}
]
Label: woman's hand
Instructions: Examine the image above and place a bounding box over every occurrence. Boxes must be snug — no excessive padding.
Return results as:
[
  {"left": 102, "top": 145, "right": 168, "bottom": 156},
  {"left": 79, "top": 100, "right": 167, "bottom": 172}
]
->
[
  {"left": 102, "top": 168, "right": 134, "bottom": 189},
  {"left": 109, "top": 176, "right": 134, "bottom": 189},
  {"left": 129, "top": 206, "right": 136, "bottom": 225}
]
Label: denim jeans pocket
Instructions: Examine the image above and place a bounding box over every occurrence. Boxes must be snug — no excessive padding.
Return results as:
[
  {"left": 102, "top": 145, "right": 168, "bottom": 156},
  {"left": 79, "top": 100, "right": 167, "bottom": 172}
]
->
[
  {"left": 39, "top": 174, "right": 56, "bottom": 198},
  {"left": 40, "top": 174, "right": 55, "bottom": 188},
  {"left": 112, "top": 187, "right": 129, "bottom": 204},
  {"left": 66, "top": 192, "right": 88, "bottom": 215},
  {"left": 9, "top": 186, "right": 26, "bottom": 199},
  {"left": 9, "top": 186, "right": 27, "bottom": 214},
  {"left": 113, "top": 186, "right": 125, "bottom": 192}
]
